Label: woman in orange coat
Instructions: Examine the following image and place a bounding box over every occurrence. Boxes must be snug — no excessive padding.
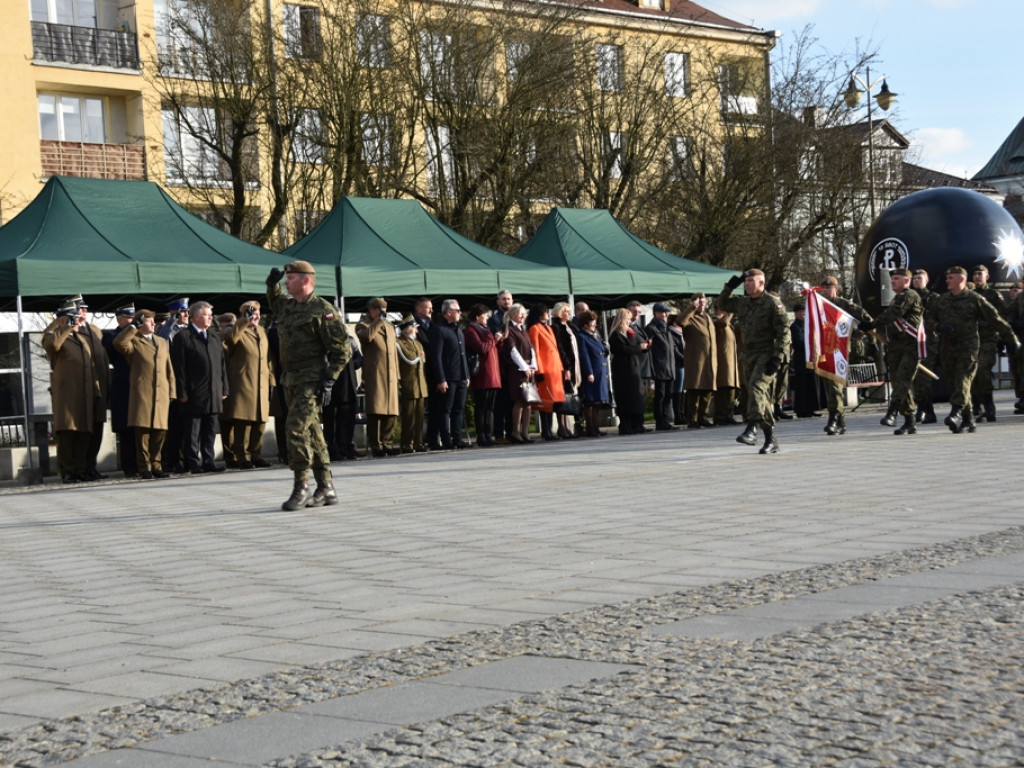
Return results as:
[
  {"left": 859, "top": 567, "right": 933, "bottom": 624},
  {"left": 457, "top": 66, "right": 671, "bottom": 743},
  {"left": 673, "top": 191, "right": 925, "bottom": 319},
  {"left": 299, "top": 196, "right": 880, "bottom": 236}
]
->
[{"left": 526, "top": 304, "right": 565, "bottom": 441}]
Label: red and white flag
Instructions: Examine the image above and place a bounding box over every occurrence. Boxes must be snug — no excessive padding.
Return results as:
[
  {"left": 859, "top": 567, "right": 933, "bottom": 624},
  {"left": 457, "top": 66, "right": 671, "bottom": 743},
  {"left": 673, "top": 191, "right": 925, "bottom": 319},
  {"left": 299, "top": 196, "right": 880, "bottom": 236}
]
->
[{"left": 803, "top": 288, "right": 854, "bottom": 384}]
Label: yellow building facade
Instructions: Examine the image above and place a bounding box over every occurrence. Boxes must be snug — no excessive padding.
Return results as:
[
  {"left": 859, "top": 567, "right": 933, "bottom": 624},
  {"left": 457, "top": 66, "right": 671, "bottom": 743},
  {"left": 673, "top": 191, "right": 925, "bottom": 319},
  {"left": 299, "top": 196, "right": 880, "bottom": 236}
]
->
[{"left": 1, "top": 0, "right": 776, "bottom": 242}]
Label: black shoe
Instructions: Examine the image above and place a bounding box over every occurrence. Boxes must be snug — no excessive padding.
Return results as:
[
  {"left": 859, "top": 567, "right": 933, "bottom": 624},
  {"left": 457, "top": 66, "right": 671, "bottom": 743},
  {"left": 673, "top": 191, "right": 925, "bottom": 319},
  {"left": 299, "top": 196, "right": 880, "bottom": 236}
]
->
[
  {"left": 824, "top": 412, "right": 839, "bottom": 435},
  {"left": 237, "top": 461, "right": 254, "bottom": 470},
  {"left": 203, "top": 464, "right": 226, "bottom": 473},
  {"left": 85, "top": 470, "right": 107, "bottom": 481},
  {"left": 454, "top": 442, "right": 473, "bottom": 449},
  {"left": 944, "top": 407, "right": 963, "bottom": 434},
  {"left": 343, "top": 449, "right": 366, "bottom": 460},
  {"left": 282, "top": 481, "right": 313, "bottom": 511},
  {"left": 759, "top": 425, "right": 779, "bottom": 454},
  {"left": 736, "top": 422, "right": 758, "bottom": 445},
  {"left": 894, "top": 415, "right": 917, "bottom": 435},
  {"left": 836, "top": 414, "right": 847, "bottom": 435},
  {"left": 655, "top": 423, "right": 677, "bottom": 431},
  {"left": 371, "top": 448, "right": 387, "bottom": 458},
  {"left": 307, "top": 482, "right": 339, "bottom": 508},
  {"left": 252, "top": 459, "right": 272, "bottom": 468},
  {"left": 386, "top": 448, "right": 403, "bottom": 456},
  {"left": 139, "top": 470, "right": 154, "bottom": 480},
  {"left": 152, "top": 470, "right": 170, "bottom": 479},
  {"left": 776, "top": 410, "right": 793, "bottom": 420},
  {"left": 62, "top": 473, "right": 80, "bottom": 484},
  {"left": 687, "top": 421, "right": 701, "bottom": 429},
  {"left": 699, "top": 419, "right": 716, "bottom": 428},
  {"left": 635, "top": 426, "right": 651, "bottom": 433},
  {"left": 414, "top": 445, "right": 430, "bottom": 453}
]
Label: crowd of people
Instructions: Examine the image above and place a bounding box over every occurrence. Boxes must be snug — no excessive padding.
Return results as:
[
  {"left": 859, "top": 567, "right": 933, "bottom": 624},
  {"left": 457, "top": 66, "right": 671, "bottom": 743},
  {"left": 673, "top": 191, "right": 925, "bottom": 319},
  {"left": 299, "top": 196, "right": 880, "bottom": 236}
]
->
[{"left": 39, "top": 262, "right": 1024, "bottom": 505}]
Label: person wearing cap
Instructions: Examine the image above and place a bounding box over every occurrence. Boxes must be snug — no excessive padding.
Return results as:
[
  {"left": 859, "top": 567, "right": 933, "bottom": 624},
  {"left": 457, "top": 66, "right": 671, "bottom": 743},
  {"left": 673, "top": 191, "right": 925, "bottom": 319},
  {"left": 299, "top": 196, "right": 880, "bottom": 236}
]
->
[
  {"left": 646, "top": 302, "right": 678, "bottom": 430},
  {"left": 266, "top": 261, "right": 352, "bottom": 509},
  {"left": 968, "top": 264, "right": 1007, "bottom": 422},
  {"left": 156, "top": 298, "right": 190, "bottom": 342},
  {"left": 857, "top": 269, "right": 922, "bottom": 435},
  {"left": 678, "top": 294, "right": 717, "bottom": 429},
  {"left": 910, "top": 269, "right": 940, "bottom": 424},
  {"left": 114, "top": 309, "right": 176, "bottom": 479},
  {"left": 356, "top": 298, "right": 401, "bottom": 457},
  {"left": 718, "top": 268, "right": 790, "bottom": 454},
  {"left": 103, "top": 303, "right": 140, "bottom": 478},
  {"left": 816, "top": 276, "right": 874, "bottom": 435},
  {"left": 928, "top": 266, "right": 1019, "bottom": 433},
  {"left": 222, "top": 301, "right": 275, "bottom": 469},
  {"left": 216, "top": 312, "right": 239, "bottom": 467},
  {"left": 712, "top": 306, "right": 742, "bottom": 425},
  {"left": 396, "top": 315, "right": 428, "bottom": 453}
]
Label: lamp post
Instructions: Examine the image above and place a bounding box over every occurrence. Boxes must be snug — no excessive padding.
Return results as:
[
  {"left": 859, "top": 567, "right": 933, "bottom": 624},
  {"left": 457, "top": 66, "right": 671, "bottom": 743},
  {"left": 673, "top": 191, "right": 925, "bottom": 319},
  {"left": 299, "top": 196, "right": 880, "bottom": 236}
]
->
[{"left": 843, "top": 67, "right": 896, "bottom": 223}]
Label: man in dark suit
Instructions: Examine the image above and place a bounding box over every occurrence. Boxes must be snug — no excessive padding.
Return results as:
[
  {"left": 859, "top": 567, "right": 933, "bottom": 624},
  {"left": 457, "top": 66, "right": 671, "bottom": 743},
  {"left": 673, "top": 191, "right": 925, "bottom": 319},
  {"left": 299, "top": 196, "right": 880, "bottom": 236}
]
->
[
  {"left": 426, "top": 299, "right": 471, "bottom": 449},
  {"left": 171, "top": 300, "right": 229, "bottom": 473},
  {"left": 647, "top": 302, "right": 678, "bottom": 430}
]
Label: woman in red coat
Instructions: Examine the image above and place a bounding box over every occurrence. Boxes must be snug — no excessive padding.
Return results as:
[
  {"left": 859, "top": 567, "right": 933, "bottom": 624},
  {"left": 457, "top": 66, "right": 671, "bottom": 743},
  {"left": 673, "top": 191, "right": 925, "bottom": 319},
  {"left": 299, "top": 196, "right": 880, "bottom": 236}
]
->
[
  {"left": 465, "top": 304, "right": 505, "bottom": 446},
  {"left": 526, "top": 303, "right": 565, "bottom": 441}
]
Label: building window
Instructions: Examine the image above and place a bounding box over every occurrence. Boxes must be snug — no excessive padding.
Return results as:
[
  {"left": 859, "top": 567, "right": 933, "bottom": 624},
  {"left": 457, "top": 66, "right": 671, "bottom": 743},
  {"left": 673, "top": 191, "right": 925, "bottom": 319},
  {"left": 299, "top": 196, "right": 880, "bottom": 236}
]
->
[
  {"left": 294, "top": 209, "right": 327, "bottom": 239},
  {"left": 292, "top": 108, "right": 324, "bottom": 164},
  {"left": 596, "top": 43, "right": 623, "bottom": 93},
  {"left": 668, "top": 135, "right": 691, "bottom": 180},
  {"left": 420, "top": 31, "right": 453, "bottom": 101},
  {"left": 356, "top": 13, "right": 391, "bottom": 69},
  {"left": 283, "top": 4, "right": 320, "bottom": 60},
  {"left": 38, "top": 93, "right": 106, "bottom": 143},
  {"left": 505, "top": 39, "right": 530, "bottom": 84},
  {"left": 361, "top": 113, "right": 391, "bottom": 166},
  {"left": 162, "top": 106, "right": 222, "bottom": 183},
  {"left": 154, "top": 0, "right": 208, "bottom": 75},
  {"left": 604, "top": 131, "right": 625, "bottom": 179},
  {"left": 426, "top": 125, "right": 455, "bottom": 196},
  {"left": 31, "top": 0, "right": 97, "bottom": 26},
  {"left": 719, "top": 61, "right": 759, "bottom": 117},
  {"left": 664, "top": 52, "right": 689, "bottom": 98}
]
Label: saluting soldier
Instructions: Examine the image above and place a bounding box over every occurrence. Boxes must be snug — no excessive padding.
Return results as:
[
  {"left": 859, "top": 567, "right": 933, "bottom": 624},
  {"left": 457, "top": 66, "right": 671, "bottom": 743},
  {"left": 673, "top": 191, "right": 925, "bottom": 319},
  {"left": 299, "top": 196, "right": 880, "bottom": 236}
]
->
[
  {"left": 718, "top": 268, "right": 791, "bottom": 454},
  {"left": 222, "top": 301, "right": 275, "bottom": 469},
  {"left": 103, "top": 303, "right": 139, "bottom": 477},
  {"left": 969, "top": 264, "right": 1006, "bottom": 422},
  {"left": 266, "top": 261, "right": 351, "bottom": 510},
  {"left": 113, "top": 310, "right": 176, "bottom": 479},
  {"left": 356, "top": 297, "right": 401, "bottom": 457},
  {"left": 678, "top": 293, "right": 717, "bottom": 429},
  {"left": 928, "top": 266, "right": 1019, "bottom": 434},
  {"left": 817, "top": 276, "right": 873, "bottom": 435},
  {"left": 857, "top": 269, "right": 923, "bottom": 436}
]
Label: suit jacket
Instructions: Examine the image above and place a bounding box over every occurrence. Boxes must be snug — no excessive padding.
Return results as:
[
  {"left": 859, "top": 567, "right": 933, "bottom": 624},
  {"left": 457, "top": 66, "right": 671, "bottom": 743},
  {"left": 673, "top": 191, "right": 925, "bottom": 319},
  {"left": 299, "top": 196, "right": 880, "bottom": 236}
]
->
[
  {"left": 171, "top": 325, "right": 228, "bottom": 416},
  {"left": 428, "top": 321, "right": 469, "bottom": 384}
]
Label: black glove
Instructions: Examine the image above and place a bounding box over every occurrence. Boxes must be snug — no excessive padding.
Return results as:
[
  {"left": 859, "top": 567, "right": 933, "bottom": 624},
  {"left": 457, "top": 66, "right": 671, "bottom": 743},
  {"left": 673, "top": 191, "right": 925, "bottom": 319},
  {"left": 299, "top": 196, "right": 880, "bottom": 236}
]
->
[
  {"left": 725, "top": 274, "right": 744, "bottom": 291},
  {"left": 937, "top": 322, "right": 954, "bottom": 336},
  {"left": 266, "top": 267, "right": 285, "bottom": 288},
  {"left": 764, "top": 356, "right": 781, "bottom": 375},
  {"left": 316, "top": 376, "right": 334, "bottom": 409},
  {"left": 131, "top": 314, "right": 146, "bottom": 328},
  {"left": 858, "top": 320, "right": 874, "bottom": 332},
  {"left": 244, "top": 304, "right": 257, "bottom": 320}
]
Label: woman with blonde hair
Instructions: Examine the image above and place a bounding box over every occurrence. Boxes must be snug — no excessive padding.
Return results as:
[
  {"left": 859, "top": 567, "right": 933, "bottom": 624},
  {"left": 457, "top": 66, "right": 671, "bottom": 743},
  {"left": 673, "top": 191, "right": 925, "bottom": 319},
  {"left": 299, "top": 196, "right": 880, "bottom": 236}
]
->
[
  {"left": 500, "top": 303, "right": 537, "bottom": 442},
  {"left": 608, "top": 307, "right": 650, "bottom": 435},
  {"left": 551, "top": 301, "right": 581, "bottom": 438}
]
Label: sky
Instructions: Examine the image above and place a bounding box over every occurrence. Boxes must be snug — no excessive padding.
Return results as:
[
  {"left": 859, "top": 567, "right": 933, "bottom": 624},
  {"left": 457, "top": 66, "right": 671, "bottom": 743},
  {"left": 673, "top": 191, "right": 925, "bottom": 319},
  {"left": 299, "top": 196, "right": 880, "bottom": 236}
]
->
[{"left": 700, "top": 0, "right": 1020, "bottom": 180}]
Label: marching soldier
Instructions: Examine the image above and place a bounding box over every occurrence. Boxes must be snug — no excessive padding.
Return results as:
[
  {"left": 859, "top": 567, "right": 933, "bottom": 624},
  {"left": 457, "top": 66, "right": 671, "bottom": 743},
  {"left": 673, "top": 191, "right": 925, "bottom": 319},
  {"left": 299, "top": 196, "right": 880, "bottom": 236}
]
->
[
  {"left": 969, "top": 264, "right": 1006, "bottom": 421},
  {"left": 910, "top": 269, "right": 940, "bottom": 423},
  {"left": 719, "top": 269, "right": 790, "bottom": 454},
  {"left": 857, "top": 269, "right": 922, "bottom": 436},
  {"left": 928, "top": 266, "right": 1019, "bottom": 434},
  {"left": 266, "top": 261, "right": 351, "bottom": 510},
  {"left": 817, "top": 276, "right": 873, "bottom": 435}
]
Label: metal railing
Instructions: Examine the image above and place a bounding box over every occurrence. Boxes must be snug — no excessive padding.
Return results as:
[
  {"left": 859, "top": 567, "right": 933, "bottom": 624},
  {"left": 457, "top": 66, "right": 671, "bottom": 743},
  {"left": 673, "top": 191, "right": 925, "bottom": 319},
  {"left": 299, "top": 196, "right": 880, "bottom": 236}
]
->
[{"left": 31, "top": 21, "right": 140, "bottom": 70}]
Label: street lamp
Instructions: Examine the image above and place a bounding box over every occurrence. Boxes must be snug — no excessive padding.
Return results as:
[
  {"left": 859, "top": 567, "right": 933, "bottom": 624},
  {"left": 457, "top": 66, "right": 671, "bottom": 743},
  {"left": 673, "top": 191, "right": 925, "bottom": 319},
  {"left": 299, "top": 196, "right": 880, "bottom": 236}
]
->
[{"left": 843, "top": 67, "right": 897, "bottom": 222}]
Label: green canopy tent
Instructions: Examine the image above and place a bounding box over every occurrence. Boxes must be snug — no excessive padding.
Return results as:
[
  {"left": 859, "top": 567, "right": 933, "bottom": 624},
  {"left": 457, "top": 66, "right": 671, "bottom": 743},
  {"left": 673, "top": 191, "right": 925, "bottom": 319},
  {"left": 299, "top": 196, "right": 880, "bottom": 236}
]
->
[
  {"left": 512, "top": 207, "right": 738, "bottom": 306},
  {"left": 283, "top": 196, "right": 570, "bottom": 310},
  {"left": 0, "top": 176, "right": 285, "bottom": 312}
]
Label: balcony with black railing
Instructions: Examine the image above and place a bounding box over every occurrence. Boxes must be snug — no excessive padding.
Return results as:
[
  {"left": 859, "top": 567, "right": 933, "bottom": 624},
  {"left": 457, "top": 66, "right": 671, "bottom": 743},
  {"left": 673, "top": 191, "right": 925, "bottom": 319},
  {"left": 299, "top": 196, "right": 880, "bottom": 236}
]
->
[{"left": 31, "top": 21, "right": 140, "bottom": 70}]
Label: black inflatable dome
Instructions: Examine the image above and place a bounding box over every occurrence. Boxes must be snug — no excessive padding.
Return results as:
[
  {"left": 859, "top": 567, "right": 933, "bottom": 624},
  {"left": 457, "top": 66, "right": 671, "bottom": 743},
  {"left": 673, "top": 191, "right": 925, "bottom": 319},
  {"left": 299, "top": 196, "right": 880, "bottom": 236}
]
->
[{"left": 855, "top": 187, "right": 1024, "bottom": 315}]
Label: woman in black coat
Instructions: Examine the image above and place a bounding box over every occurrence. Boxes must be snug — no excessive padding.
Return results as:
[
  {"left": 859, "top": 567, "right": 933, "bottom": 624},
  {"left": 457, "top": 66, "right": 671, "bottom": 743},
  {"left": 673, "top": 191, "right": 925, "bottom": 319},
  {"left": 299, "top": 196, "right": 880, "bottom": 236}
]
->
[{"left": 608, "top": 307, "right": 650, "bottom": 435}]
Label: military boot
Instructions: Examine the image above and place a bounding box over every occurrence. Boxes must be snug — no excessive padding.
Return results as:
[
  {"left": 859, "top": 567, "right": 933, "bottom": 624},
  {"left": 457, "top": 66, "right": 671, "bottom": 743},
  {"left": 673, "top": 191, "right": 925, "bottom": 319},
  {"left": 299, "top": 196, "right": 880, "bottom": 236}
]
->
[
  {"left": 961, "top": 407, "right": 977, "bottom": 433},
  {"left": 983, "top": 394, "right": 996, "bottom": 422},
  {"left": 920, "top": 403, "right": 937, "bottom": 424},
  {"left": 879, "top": 402, "right": 897, "bottom": 427},
  {"left": 736, "top": 422, "right": 759, "bottom": 445},
  {"left": 836, "top": 413, "right": 847, "bottom": 434},
  {"left": 759, "top": 424, "right": 779, "bottom": 454},
  {"left": 282, "top": 479, "right": 314, "bottom": 511},
  {"left": 308, "top": 482, "right": 339, "bottom": 507},
  {"left": 894, "top": 414, "right": 917, "bottom": 435},
  {"left": 944, "top": 406, "right": 963, "bottom": 434},
  {"left": 824, "top": 412, "right": 839, "bottom": 435}
]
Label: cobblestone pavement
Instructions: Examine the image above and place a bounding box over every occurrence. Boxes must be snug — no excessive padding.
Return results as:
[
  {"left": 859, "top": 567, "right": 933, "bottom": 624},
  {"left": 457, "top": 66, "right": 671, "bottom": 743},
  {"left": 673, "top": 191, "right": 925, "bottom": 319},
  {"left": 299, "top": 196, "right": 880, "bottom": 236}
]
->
[{"left": 2, "top": 397, "right": 1023, "bottom": 766}]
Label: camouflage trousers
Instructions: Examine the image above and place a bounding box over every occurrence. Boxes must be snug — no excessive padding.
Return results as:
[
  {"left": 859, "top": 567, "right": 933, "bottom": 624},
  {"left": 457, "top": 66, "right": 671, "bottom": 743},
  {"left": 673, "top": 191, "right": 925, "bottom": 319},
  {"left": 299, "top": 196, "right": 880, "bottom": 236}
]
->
[
  {"left": 940, "top": 343, "right": 978, "bottom": 410},
  {"left": 886, "top": 342, "right": 919, "bottom": 415},
  {"left": 970, "top": 340, "right": 998, "bottom": 401},
  {"left": 284, "top": 382, "right": 332, "bottom": 485},
  {"left": 824, "top": 378, "right": 846, "bottom": 414},
  {"left": 913, "top": 346, "right": 939, "bottom": 407},
  {"left": 741, "top": 351, "right": 776, "bottom": 427}
]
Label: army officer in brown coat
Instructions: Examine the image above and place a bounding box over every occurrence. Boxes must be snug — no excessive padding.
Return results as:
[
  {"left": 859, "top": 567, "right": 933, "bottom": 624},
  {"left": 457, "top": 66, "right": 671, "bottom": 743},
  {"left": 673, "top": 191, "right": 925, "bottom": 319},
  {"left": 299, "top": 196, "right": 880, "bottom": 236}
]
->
[
  {"left": 114, "top": 310, "right": 176, "bottom": 479},
  {"left": 222, "top": 301, "right": 275, "bottom": 468}
]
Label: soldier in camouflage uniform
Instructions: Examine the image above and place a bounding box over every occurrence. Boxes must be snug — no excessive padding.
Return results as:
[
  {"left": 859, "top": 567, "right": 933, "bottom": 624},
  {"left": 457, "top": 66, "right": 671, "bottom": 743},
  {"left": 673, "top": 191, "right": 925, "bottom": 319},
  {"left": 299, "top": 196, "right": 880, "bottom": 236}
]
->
[
  {"left": 928, "top": 266, "right": 1019, "bottom": 434},
  {"left": 1004, "top": 282, "right": 1024, "bottom": 413},
  {"left": 910, "top": 269, "right": 940, "bottom": 423},
  {"left": 858, "top": 269, "right": 923, "bottom": 436},
  {"left": 816, "top": 276, "right": 873, "bottom": 436},
  {"left": 718, "top": 268, "right": 791, "bottom": 454},
  {"left": 968, "top": 265, "right": 1006, "bottom": 421},
  {"left": 266, "top": 261, "right": 352, "bottom": 510}
]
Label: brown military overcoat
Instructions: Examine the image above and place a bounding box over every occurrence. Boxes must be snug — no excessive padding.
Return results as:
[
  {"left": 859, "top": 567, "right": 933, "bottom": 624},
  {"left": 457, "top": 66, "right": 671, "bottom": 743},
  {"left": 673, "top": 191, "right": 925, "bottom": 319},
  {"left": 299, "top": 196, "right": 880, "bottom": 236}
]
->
[{"left": 113, "top": 326, "right": 176, "bottom": 430}]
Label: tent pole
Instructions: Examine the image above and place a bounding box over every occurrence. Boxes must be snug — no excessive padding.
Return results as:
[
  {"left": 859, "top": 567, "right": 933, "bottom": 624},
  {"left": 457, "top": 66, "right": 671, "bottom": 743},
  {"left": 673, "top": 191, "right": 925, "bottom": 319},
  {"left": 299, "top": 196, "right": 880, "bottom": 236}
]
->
[{"left": 16, "top": 295, "right": 34, "bottom": 472}]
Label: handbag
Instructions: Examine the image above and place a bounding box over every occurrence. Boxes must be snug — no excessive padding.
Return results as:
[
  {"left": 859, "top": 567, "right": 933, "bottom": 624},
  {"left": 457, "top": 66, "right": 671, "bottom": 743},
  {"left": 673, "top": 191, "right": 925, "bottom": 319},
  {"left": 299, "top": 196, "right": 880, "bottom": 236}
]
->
[
  {"left": 467, "top": 351, "right": 481, "bottom": 377},
  {"left": 554, "top": 393, "right": 581, "bottom": 416},
  {"left": 519, "top": 380, "right": 542, "bottom": 405}
]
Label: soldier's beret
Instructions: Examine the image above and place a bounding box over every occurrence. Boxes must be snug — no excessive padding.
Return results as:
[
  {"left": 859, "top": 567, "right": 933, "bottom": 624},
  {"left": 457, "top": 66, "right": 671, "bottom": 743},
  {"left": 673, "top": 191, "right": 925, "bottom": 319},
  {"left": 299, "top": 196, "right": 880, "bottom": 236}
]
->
[
  {"left": 743, "top": 268, "right": 764, "bottom": 278},
  {"left": 166, "top": 297, "right": 189, "bottom": 312},
  {"left": 216, "top": 313, "right": 236, "bottom": 326},
  {"left": 368, "top": 297, "right": 387, "bottom": 310},
  {"left": 971, "top": 264, "right": 989, "bottom": 273},
  {"left": 1014, "top": 281, "right": 1024, "bottom": 290},
  {"left": 913, "top": 269, "right": 929, "bottom": 276},
  {"left": 792, "top": 303, "right": 805, "bottom": 312},
  {"left": 115, "top": 303, "right": 135, "bottom": 316},
  {"left": 820, "top": 276, "right": 838, "bottom": 287},
  {"left": 946, "top": 266, "right": 968, "bottom": 276},
  {"left": 890, "top": 268, "right": 912, "bottom": 278},
  {"left": 284, "top": 260, "right": 316, "bottom": 276}
]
